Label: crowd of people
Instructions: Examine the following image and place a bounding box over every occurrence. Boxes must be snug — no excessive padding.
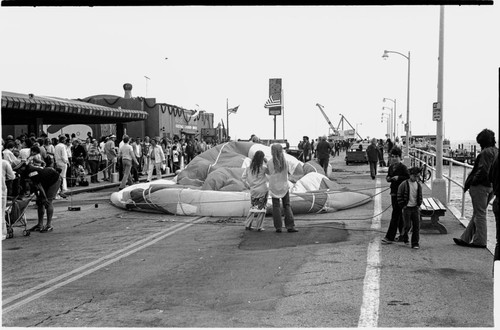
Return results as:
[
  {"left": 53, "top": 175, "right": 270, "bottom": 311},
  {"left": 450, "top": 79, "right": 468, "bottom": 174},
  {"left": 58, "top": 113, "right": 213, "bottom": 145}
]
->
[
  {"left": 0, "top": 131, "right": 218, "bottom": 237},
  {"left": 2, "top": 129, "right": 498, "bottom": 260}
]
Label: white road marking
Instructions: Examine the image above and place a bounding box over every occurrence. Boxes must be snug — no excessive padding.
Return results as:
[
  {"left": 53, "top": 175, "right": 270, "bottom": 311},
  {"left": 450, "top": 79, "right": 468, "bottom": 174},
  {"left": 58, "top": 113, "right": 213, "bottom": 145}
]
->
[
  {"left": 3, "top": 218, "right": 205, "bottom": 312},
  {"left": 358, "top": 178, "right": 382, "bottom": 327}
]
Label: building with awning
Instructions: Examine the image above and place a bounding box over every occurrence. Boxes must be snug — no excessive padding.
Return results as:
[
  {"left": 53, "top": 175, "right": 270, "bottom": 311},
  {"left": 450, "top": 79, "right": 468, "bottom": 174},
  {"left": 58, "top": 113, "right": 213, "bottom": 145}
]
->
[
  {"left": 2, "top": 91, "right": 148, "bottom": 125},
  {"left": 2, "top": 83, "right": 217, "bottom": 143}
]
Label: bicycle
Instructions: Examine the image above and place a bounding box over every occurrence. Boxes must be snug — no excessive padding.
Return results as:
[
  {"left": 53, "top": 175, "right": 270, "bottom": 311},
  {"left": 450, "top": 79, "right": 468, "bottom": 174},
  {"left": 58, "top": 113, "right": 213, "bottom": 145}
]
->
[{"left": 418, "top": 163, "right": 432, "bottom": 183}]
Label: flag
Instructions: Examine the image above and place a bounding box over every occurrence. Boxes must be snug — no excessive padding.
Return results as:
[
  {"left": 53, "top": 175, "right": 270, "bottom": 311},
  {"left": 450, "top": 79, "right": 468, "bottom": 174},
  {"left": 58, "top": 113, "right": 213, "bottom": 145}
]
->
[
  {"left": 227, "top": 105, "right": 239, "bottom": 114},
  {"left": 264, "top": 95, "right": 281, "bottom": 108}
]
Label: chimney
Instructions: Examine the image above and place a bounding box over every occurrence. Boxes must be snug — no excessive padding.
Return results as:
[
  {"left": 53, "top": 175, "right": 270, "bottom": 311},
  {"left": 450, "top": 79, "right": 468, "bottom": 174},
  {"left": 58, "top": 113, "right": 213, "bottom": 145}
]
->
[{"left": 123, "top": 83, "right": 133, "bottom": 99}]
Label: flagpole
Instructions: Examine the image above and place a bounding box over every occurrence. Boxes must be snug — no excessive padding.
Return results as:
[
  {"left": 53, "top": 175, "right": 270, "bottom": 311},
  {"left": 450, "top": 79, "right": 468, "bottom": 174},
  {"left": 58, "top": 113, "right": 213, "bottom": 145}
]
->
[
  {"left": 226, "top": 98, "right": 229, "bottom": 141},
  {"left": 282, "top": 88, "right": 285, "bottom": 140}
]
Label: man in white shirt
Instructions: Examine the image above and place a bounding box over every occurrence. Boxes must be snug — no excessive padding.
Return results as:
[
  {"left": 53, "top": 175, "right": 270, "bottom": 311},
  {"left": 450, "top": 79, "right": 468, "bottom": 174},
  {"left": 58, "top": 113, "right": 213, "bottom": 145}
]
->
[
  {"left": 54, "top": 135, "right": 69, "bottom": 192},
  {"left": 2, "top": 142, "right": 21, "bottom": 168},
  {"left": 147, "top": 138, "right": 165, "bottom": 182},
  {"left": 118, "top": 135, "right": 138, "bottom": 190}
]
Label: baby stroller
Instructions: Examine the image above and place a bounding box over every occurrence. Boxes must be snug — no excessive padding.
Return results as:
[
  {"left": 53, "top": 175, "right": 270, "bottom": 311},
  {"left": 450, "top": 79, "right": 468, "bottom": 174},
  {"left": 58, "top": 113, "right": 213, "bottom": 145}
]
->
[{"left": 5, "top": 194, "right": 35, "bottom": 238}]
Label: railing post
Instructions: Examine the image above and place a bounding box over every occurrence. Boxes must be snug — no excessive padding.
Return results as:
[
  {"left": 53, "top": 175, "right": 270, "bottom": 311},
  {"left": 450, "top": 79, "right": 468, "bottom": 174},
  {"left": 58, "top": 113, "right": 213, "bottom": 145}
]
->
[
  {"left": 447, "top": 161, "right": 452, "bottom": 203},
  {"left": 461, "top": 165, "right": 467, "bottom": 219}
]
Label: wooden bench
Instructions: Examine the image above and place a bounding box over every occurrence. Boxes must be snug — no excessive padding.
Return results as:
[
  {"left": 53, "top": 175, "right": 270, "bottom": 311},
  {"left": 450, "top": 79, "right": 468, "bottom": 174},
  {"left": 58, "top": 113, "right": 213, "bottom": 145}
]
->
[{"left": 420, "top": 197, "right": 447, "bottom": 234}]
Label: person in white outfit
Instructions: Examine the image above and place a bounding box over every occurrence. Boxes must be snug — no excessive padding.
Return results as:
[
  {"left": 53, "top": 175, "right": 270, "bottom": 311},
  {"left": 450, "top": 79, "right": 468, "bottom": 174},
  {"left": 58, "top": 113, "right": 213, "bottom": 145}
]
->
[
  {"left": 147, "top": 138, "right": 165, "bottom": 182},
  {"left": 54, "top": 135, "right": 69, "bottom": 192}
]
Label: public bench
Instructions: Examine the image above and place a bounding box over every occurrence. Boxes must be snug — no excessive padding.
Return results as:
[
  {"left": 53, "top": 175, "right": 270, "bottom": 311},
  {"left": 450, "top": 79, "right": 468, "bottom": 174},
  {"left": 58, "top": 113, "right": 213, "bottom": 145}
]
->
[{"left": 420, "top": 197, "right": 447, "bottom": 234}]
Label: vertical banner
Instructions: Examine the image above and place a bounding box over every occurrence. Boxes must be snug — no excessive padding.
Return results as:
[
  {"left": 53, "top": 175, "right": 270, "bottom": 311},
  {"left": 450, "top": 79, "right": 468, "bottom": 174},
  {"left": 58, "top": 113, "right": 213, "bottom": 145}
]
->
[{"left": 267, "top": 78, "right": 282, "bottom": 116}]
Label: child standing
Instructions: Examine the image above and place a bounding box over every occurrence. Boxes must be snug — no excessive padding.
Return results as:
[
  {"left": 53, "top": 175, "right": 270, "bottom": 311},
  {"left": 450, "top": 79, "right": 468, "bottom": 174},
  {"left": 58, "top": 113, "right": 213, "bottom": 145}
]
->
[
  {"left": 397, "top": 167, "right": 423, "bottom": 249},
  {"left": 267, "top": 144, "right": 298, "bottom": 233},
  {"left": 242, "top": 150, "right": 269, "bottom": 231},
  {"left": 382, "top": 147, "right": 409, "bottom": 244}
]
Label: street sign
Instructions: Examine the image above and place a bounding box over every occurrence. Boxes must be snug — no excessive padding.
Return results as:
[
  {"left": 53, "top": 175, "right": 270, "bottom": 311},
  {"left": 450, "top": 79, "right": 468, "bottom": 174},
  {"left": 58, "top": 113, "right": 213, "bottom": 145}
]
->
[
  {"left": 269, "top": 107, "right": 281, "bottom": 116},
  {"left": 433, "top": 102, "right": 442, "bottom": 121}
]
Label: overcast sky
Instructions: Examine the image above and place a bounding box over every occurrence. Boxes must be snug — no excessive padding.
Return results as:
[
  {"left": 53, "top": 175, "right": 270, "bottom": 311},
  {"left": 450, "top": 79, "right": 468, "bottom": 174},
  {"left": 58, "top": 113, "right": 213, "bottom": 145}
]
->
[{"left": 1, "top": 5, "right": 498, "bottom": 146}]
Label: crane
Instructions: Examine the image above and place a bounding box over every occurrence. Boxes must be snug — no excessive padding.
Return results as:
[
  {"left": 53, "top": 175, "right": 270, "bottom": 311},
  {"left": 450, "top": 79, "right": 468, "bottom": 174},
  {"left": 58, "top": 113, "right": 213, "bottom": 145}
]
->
[
  {"left": 315, "top": 103, "right": 339, "bottom": 136},
  {"left": 316, "top": 103, "right": 363, "bottom": 140}
]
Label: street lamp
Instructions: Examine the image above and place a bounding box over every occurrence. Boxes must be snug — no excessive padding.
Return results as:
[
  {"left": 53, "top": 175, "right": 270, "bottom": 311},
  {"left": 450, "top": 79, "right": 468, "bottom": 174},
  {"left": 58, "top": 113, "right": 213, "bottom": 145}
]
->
[
  {"left": 382, "top": 49, "right": 411, "bottom": 165},
  {"left": 381, "top": 106, "right": 394, "bottom": 140},
  {"left": 383, "top": 97, "right": 397, "bottom": 140},
  {"left": 380, "top": 112, "right": 391, "bottom": 136}
]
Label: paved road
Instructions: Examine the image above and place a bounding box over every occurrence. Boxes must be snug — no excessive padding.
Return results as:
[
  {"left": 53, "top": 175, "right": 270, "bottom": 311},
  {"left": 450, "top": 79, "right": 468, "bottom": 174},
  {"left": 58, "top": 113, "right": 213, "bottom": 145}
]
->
[{"left": 2, "top": 153, "right": 495, "bottom": 327}]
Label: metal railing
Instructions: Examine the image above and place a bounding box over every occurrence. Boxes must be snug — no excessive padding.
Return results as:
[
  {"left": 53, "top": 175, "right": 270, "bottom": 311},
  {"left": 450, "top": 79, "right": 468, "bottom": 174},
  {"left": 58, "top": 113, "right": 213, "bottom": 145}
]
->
[{"left": 408, "top": 147, "right": 473, "bottom": 219}]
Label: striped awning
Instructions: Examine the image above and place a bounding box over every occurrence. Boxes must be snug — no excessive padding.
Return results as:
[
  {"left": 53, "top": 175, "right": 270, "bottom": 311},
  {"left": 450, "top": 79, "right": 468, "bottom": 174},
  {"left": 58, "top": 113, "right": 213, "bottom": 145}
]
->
[{"left": 1, "top": 91, "right": 148, "bottom": 124}]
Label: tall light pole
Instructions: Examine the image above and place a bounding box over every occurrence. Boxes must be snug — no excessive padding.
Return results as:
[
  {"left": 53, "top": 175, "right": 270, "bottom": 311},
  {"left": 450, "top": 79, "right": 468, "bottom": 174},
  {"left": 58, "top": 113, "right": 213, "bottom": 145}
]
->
[
  {"left": 382, "top": 106, "right": 393, "bottom": 140},
  {"left": 432, "top": 6, "right": 447, "bottom": 204},
  {"left": 382, "top": 49, "right": 411, "bottom": 165},
  {"left": 381, "top": 112, "right": 390, "bottom": 136},
  {"left": 383, "top": 97, "right": 397, "bottom": 140}
]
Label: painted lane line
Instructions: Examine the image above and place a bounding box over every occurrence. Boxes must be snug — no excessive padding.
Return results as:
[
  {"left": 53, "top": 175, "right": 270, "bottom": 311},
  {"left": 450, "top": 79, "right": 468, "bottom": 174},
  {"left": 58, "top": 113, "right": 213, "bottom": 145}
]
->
[
  {"left": 358, "top": 178, "right": 382, "bottom": 328},
  {"left": 3, "top": 218, "right": 205, "bottom": 312},
  {"left": 3, "top": 220, "right": 189, "bottom": 306}
]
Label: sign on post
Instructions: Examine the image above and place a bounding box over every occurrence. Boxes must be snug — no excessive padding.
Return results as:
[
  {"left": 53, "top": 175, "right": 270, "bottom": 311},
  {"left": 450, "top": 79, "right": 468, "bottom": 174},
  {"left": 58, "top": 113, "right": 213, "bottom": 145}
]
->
[{"left": 433, "top": 102, "right": 442, "bottom": 121}]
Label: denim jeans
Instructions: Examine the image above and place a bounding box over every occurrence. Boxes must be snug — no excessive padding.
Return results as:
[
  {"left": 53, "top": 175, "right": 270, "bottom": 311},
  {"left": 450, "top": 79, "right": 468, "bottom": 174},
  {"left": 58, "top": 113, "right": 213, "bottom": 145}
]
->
[
  {"left": 119, "top": 159, "right": 134, "bottom": 189},
  {"left": 272, "top": 192, "right": 295, "bottom": 230},
  {"left": 460, "top": 185, "right": 493, "bottom": 246},
  {"left": 385, "top": 195, "right": 404, "bottom": 241},
  {"left": 369, "top": 161, "right": 377, "bottom": 178},
  {"left": 402, "top": 206, "right": 420, "bottom": 246}
]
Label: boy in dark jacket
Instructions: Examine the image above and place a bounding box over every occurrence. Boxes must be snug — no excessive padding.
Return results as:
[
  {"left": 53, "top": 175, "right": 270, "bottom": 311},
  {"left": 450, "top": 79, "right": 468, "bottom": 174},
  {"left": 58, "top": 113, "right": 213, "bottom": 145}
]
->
[
  {"left": 381, "top": 147, "right": 409, "bottom": 244},
  {"left": 397, "top": 166, "right": 423, "bottom": 249}
]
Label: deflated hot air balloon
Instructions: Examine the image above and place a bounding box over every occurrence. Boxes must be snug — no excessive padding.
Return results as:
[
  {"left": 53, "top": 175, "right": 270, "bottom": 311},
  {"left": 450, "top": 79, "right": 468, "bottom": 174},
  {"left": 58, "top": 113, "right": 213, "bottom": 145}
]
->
[{"left": 110, "top": 141, "right": 372, "bottom": 216}]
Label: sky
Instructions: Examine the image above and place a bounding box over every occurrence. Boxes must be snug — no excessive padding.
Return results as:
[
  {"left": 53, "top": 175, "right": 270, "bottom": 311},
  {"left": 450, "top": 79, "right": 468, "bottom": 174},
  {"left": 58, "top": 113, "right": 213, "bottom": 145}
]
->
[{"left": 0, "top": 5, "right": 498, "bottom": 147}]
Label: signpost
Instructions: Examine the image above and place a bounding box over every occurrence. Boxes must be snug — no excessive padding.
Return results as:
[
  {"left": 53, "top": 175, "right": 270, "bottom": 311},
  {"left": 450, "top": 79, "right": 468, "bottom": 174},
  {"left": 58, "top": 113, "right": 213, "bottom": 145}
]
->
[{"left": 433, "top": 102, "right": 442, "bottom": 121}]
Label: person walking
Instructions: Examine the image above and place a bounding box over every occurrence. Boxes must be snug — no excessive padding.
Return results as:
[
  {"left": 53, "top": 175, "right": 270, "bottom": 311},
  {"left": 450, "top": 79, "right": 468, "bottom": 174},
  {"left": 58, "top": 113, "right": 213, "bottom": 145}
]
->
[
  {"left": 268, "top": 143, "right": 298, "bottom": 233},
  {"left": 301, "top": 136, "right": 311, "bottom": 162},
  {"left": 147, "top": 138, "right": 165, "bottom": 182},
  {"left": 454, "top": 128, "right": 498, "bottom": 248},
  {"left": 377, "top": 139, "right": 387, "bottom": 167},
  {"left": 397, "top": 167, "right": 423, "bottom": 249},
  {"left": 382, "top": 147, "right": 409, "bottom": 244},
  {"left": 118, "top": 135, "right": 138, "bottom": 190},
  {"left": 242, "top": 150, "right": 269, "bottom": 231},
  {"left": 366, "top": 138, "right": 379, "bottom": 180},
  {"left": 316, "top": 135, "right": 332, "bottom": 176},
  {"left": 54, "top": 135, "right": 69, "bottom": 192}
]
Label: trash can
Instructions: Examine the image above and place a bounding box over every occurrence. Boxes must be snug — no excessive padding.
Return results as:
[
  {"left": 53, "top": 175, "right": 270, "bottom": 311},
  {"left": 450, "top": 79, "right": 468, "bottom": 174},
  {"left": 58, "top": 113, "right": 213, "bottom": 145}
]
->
[{"left": 111, "top": 172, "right": 119, "bottom": 183}]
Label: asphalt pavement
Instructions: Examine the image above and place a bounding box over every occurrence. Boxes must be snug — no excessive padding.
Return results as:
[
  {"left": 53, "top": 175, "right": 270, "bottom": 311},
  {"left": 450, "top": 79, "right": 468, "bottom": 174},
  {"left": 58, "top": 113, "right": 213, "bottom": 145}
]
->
[{"left": 2, "top": 150, "right": 496, "bottom": 327}]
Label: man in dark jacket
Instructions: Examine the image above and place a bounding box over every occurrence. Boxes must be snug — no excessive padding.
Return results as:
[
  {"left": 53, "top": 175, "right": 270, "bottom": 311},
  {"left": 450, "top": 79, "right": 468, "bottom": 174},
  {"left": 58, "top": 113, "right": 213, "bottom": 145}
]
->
[
  {"left": 366, "top": 138, "right": 379, "bottom": 179},
  {"left": 316, "top": 135, "right": 332, "bottom": 176},
  {"left": 382, "top": 147, "right": 410, "bottom": 244}
]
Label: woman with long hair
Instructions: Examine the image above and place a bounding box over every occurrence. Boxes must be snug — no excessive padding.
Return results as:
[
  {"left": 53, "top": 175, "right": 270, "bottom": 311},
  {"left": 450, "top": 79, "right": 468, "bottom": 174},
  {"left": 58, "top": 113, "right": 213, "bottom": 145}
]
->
[
  {"left": 454, "top": 128, "right": 498, "bottom": 248},
  {"left": 267, "top": 144, "right": 298, "bottom": 233},
  {"left": 242, "top": 150, "right": 268, "bottom": 231}
]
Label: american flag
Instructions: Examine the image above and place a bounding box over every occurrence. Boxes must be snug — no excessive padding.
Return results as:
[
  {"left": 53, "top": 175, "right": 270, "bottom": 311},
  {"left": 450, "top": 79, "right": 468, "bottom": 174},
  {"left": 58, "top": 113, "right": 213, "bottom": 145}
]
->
[
  {"left": 264, "top": 95, "right": 281, "bottom": 108},
  {"left": 227, "top": 105, "right": 239, "bottom": 113}
]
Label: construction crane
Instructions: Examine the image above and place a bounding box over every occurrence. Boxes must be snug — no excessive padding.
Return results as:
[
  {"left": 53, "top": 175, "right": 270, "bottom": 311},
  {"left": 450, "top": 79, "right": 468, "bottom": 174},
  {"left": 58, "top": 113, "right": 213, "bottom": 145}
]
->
[
  {"left": 315, "top": 103, "right": 339, "bottom": 136},
  {"left": 316, "top": 103, "right": 363, "bottom": 140}
]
